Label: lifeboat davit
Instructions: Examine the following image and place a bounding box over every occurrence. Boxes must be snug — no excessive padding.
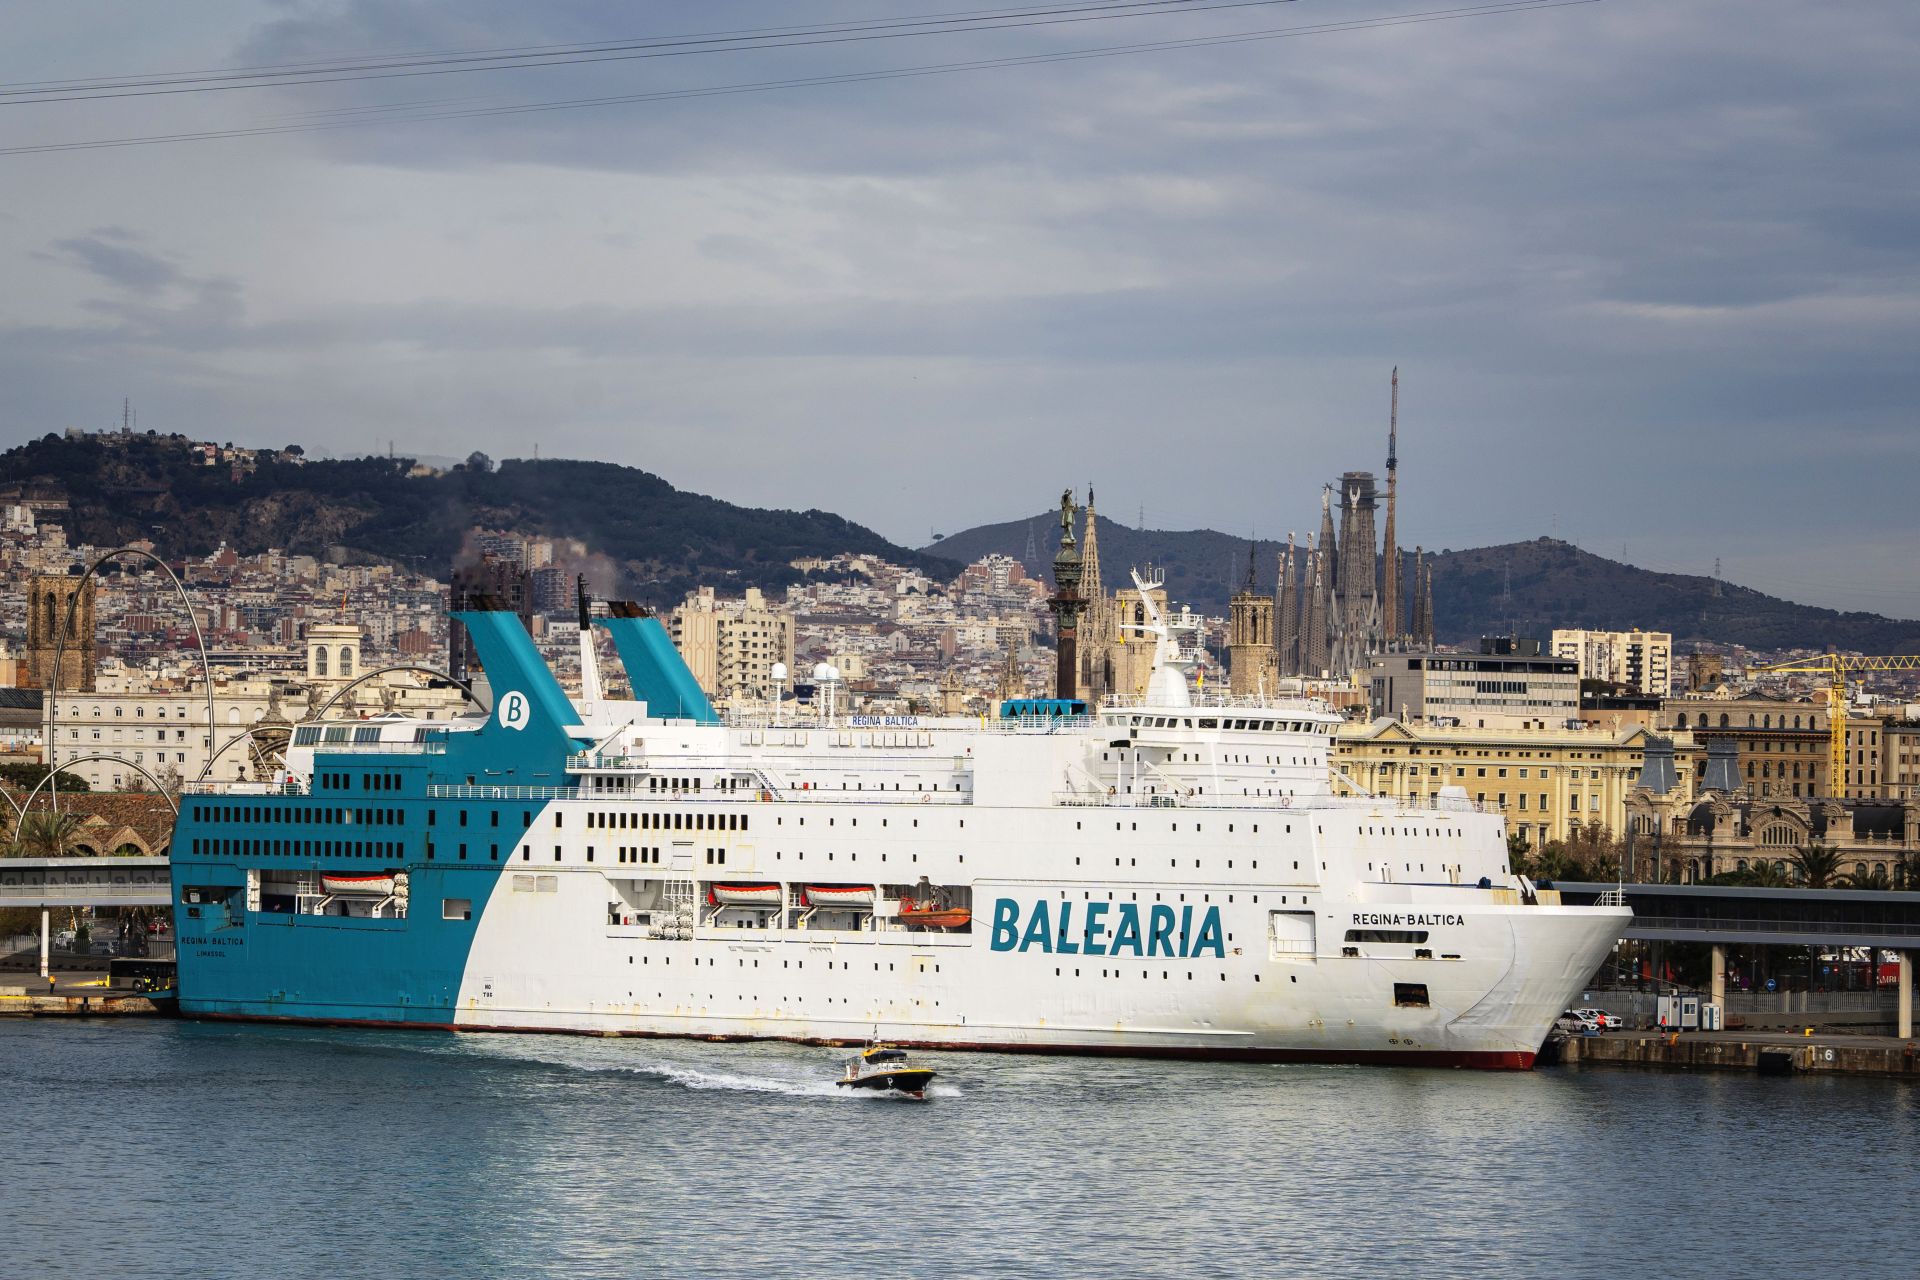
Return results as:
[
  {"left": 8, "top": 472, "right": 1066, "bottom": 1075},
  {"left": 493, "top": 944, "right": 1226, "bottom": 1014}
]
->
[
  {"left": 899, "top": 899, "right": 972, "bottom": 930},
  {"left": 805, "top": 885, "right": 875, "bottom": 910},
  {"left": 321, "top": 872, "right": 396, "bottom": 896},
  {"left": 708, "top": 883, "right": 783, "bottom": 906}
]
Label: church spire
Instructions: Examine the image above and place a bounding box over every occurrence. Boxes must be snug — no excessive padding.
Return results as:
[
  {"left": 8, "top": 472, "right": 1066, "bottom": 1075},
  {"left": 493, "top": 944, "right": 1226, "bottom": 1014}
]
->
[
  {"left": 1277, "top": 531, "right": 1299, "bottom": 677},
  {"left": 1304, "top": 530, "right": 1330, "bottom": 678},
  {"left": 999, "top": 631, "right": 1024, "bottom": 701},
  {"left": 1078, "top": 485, "right": 1107, "bottom": 704}
]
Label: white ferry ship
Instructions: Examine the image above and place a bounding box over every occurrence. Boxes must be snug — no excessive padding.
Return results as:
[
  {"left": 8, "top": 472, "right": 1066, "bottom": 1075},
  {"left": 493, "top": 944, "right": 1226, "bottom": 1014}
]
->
[{"left": 169, "top": 574, "right": 1627, "bottom": 1068}]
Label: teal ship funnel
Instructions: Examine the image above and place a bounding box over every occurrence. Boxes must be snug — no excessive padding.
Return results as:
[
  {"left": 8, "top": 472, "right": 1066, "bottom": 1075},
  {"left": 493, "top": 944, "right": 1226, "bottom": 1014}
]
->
[
  {"left": 452, "top": 609, "right": 590, "bottom": 762},
  {"left": 596, "top": 608, "right": 717, "bottom": 722}
]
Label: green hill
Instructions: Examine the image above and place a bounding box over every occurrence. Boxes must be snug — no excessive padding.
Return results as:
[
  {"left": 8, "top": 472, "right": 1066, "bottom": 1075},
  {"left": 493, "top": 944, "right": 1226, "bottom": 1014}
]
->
[
  {"left": 926, "top": 516, "right": 1920, "bottom": 652},
  {"left": 0, "top": 432, "right": 955, "bottom": 604}
]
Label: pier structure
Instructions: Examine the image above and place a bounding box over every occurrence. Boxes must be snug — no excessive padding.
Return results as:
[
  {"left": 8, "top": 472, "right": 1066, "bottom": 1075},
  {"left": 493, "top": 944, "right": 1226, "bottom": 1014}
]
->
[{"left": 1556, "top": 880, "right": 1917, "bottom": 1040}]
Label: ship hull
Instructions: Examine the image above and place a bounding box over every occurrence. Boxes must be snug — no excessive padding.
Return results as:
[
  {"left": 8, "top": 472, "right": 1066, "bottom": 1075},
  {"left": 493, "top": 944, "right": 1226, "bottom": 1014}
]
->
[{"left": 174, "top": 849, "right": 1624, "bottom": 1070}]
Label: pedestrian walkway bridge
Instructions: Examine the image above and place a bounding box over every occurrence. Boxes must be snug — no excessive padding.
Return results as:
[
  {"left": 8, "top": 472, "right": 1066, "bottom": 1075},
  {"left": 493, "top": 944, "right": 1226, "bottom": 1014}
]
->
[
  {"left": 0, "top": 857, "right": 171, "bottom": 909},
  {"left": 1555, "top": 881, "right": 1920, "bottom": 949}
]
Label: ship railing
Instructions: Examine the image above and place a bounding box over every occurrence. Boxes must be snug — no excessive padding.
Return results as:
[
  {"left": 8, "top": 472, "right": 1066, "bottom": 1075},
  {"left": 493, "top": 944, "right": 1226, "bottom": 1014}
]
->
[
  {"left": 425, "top": 782, "right": 973, "bottom": 806},
  {"left": 1101, "top": 691, "right": 1334, "bottom": 714},
  {"left": 568, "top": 752, "right": 648, "bottom": 771},
  {"left": 180, "top": 779, "right": 309, "bottom": 796},
  {"left": 305, "top": 739, "right": 448, "bottom": 755},
  {"left": 1051, "top": 789, "right": 1489, "bottom": 814}
]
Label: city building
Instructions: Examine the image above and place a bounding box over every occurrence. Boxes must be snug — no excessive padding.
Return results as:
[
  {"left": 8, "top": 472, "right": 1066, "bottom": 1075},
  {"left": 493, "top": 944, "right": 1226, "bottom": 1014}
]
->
[
  {"left": 668, "top": 587, "right": 795, "bottom": 705},
  {"left": 1335, "top": 717, "right": 1654, "bottom": 850},
  {"left": 1658, "top": 694, "right": 1834, "bottom": 799},
  {"left": 1551, "top": 627, "right": 1673, "bottom": 696},
  {"left": 41, "top": 625, "right": 467, "bottom": 792},
  {"left": 1626, "top": 736, "right": 1919, "bottom": 884},
  {"left": 1364, "top": 637, "right": 1580, "bottom": 729},
  {"left": 450, "top": 553, "right": 533, "bottom": 683}
]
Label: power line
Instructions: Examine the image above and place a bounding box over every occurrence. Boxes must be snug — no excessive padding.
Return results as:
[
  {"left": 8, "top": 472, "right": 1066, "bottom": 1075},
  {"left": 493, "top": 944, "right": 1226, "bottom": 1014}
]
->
[
  {"left": 0, "top": 1, "right": 1300, "bottom": 106},
  {"left": 0, "top": 0, "right": 1209, "bottom": 93},
  {"left": 0, "top": 1, "right": 1599, "bottom": 158}
]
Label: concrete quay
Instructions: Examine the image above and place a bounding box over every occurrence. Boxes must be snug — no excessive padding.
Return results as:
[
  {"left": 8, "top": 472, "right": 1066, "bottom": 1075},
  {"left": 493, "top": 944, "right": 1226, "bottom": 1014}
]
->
[
  {"left": 0, "top": 976, "right": 171, "bottom": 1018},
  {"left": 1558, "top": 1029, "right": 1920, "bottom": 1079}
]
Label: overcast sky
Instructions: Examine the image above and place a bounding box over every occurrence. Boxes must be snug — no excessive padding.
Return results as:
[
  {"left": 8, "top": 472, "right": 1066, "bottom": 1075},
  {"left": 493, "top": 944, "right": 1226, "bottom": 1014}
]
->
[{"left": 4, "top": 1, "right": 1916, "bottom": 616}]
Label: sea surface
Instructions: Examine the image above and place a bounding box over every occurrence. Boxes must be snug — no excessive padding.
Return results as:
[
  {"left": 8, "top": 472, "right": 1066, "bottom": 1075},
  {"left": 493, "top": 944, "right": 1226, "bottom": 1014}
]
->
[{"left": 7, "top": 1020, "right": 1916, "bottom": 1280}]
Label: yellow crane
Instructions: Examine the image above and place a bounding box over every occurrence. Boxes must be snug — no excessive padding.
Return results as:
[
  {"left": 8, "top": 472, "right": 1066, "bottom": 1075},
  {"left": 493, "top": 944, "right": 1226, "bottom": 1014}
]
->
[{"left": 1748, "top": 654, "right": 1920, "bottom": 794}]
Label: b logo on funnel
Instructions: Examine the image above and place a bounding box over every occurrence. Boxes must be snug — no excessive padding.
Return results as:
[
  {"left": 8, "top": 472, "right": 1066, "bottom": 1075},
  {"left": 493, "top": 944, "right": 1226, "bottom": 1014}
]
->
[{"left": 497, "top": 690, "right": 531, "bottom": 731}]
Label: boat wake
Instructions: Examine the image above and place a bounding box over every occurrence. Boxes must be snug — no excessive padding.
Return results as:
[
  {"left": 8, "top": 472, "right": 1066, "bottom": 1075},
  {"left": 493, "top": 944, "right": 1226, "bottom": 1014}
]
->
[{"left": 459, "top": 1038, "right": 962, "bottom": 1100}]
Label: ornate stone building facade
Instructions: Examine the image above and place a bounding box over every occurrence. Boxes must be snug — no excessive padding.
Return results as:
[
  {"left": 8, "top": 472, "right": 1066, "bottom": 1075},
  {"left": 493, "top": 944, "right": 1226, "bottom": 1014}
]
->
[{"left": 1626, "top": 736, "right": 1920, "bottom": 885}]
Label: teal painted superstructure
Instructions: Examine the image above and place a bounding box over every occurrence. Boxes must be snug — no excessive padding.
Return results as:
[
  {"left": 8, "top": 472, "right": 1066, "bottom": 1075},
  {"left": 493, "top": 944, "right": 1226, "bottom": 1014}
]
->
[{"left": 169, "top": 610, "right": 582, "bottom": 1024}]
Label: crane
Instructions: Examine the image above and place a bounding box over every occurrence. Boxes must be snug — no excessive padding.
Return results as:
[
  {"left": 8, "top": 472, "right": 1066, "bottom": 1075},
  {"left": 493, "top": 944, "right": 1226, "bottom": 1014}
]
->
[{"left": 1748, "top": 654, "right": 1920, "bottom": 795}]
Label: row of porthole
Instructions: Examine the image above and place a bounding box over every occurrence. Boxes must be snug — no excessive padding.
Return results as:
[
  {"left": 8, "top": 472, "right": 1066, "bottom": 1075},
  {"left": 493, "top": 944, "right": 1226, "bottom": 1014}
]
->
[
  {"left": 1053, "top": 967, "right": 1273, "bottom": 984},
  {"left": 618, "top": 995, "right": 943, "bottom": 1008}
]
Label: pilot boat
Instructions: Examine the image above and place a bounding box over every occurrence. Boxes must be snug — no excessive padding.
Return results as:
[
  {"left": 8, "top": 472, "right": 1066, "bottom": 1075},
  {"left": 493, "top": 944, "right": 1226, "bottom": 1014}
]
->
[{"left": 836, "top": 1044, "right": 937, "bottom": 1099}]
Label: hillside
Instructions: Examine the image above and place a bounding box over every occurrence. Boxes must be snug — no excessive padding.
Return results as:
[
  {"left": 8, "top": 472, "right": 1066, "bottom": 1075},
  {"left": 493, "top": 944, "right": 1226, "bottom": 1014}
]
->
[
  {"left": 926, "top": 516, "right": 1920, "bottom": 653},
  {"left": 0, "top": 432, "right": 955, "bottom": 604}
]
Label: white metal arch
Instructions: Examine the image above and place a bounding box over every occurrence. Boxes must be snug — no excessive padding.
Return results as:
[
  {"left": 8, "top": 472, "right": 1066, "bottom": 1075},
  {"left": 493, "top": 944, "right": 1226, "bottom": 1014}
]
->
[
  {"left": 20, "top": 755, "right": 181, "bottom": 818},
  {"left": 46, "top": 548, "right": 216, "bottom": 810},
  {"left": 204, "top": 723, "right": 296, "bottom": 775}
]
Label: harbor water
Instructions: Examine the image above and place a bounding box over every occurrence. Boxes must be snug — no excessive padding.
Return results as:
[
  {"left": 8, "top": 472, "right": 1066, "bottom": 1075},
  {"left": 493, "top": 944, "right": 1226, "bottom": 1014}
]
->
[{"left": 8, "top": 1020, "right": 1917, "bottom": 1279}]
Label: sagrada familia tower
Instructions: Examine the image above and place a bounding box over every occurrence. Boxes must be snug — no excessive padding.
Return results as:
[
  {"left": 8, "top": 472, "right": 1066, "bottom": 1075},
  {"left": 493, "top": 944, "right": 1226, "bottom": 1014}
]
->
[
  {"left": 1042, "top": 370, "right": 1436, "bottom": 704},
  {"left": 1228, "top": 368, "right": 1435, "bottom": 695}
]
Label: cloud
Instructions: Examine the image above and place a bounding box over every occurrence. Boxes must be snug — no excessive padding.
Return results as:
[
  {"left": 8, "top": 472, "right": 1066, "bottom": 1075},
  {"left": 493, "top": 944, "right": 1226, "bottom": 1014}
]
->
[
  {"left": 0, "top": 0, "right": 1917, "bottom": 618},
  {"left": 44, "top": 229, "right": 182, "bottom": 294}
]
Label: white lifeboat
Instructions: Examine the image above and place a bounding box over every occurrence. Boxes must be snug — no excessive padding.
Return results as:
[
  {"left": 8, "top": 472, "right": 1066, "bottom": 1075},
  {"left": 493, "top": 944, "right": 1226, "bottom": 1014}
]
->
[
  {"left": 708, "top": 883, "right": 782, "bottom": 907},
  {"left": 804, "top": 884, "right": 875, "bottom": 910},
  {"left": 321, "top": 872, "right": 396, "bottom": 896}
]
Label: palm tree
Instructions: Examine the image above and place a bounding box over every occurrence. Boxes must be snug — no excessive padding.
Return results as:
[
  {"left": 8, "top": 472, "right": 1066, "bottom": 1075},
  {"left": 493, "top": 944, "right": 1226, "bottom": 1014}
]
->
[
  {"left": 14, "top": 810, "right": 86, "bottom": 859},
  {"left": 1791, "top": 841, "right": 1843, "bottom": 889},
  {"left": 1838, "top": 865, "right": 1890, "bottom": 890}
]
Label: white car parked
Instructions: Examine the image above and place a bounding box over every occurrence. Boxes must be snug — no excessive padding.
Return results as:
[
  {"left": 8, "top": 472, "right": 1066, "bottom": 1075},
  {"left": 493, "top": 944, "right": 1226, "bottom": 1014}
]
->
[{"left": 1573, "top": 1007, "right": 1623, "bottom": 1030}]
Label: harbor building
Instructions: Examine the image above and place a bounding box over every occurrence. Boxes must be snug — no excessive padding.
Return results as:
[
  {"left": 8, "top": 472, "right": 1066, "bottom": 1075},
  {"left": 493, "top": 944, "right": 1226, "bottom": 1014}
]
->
[
  {"left": 1659, "top": 695, "right": 1834, "bottom": 799},
  {"left": 1335, "top": 717, "right": 1653, "bottom": 851},
  {"left": 1552, "top": 628, "right": 1673, "bottom": 697},
  {"left": 1364, "top": 637, "right": 1580, "bottom": 729},
  {"left": 1626, "top": 737, "right": 1920, "bottom": 885}
]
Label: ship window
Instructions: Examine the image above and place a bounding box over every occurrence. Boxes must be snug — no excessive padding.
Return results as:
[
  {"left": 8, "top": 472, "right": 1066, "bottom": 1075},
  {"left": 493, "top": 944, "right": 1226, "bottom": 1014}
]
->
[
  {"left": 443, "top": 898, "right": 472, "bottom": 921},
  {"left": 1393, "top": 983, "right": 1430, "bottom": 1008}
]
